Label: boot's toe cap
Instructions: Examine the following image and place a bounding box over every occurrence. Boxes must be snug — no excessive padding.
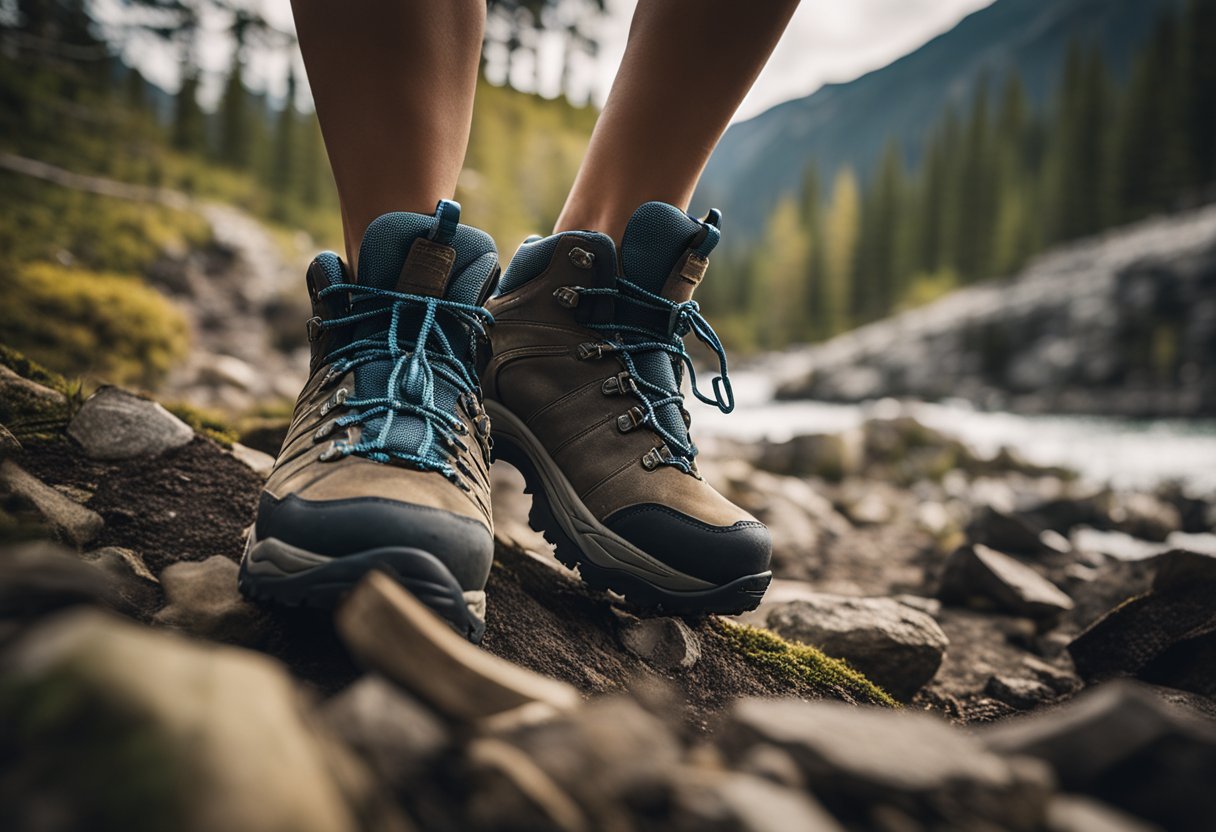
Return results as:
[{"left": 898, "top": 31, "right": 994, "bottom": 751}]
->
[
  {"left": 604, "top": 504, "right": 772, "bottom": 586},
  {"left": 254, "top": 492, "right": 494, "bottom": 591}
]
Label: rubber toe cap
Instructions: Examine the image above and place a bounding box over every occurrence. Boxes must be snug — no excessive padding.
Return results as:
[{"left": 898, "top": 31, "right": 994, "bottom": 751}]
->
[
  {"left": 254, "top": 492, "right": 494, "bottom": 591},
  {"left": 604, "top": 504, "right": 772, "bottom": 586}
]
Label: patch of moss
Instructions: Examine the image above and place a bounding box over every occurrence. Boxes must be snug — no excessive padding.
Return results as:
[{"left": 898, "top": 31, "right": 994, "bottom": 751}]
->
[
  {"left": 0, "top": 262, "right": 189, "bottom": 387},
  {"left": 714, "top": 618, "right": 897, "bottom": 708},
  {"left": 0, "top": 344, "right": 79, "bottom": 443},
  {"left": 164, "top": 402, "right": 238, "bottom": 448}
]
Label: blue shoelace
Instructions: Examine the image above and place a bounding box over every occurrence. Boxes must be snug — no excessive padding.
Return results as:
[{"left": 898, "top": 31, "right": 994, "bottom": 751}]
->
[
  {"left": 577, "top": 277, "right": 734, "bottom": 473},
  {"left": 313, "top": 282, "right": 494, "bottom": 484}
]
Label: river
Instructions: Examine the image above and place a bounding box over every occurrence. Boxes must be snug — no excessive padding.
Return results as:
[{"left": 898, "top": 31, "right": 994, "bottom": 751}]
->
[{"left": 694, "top": 368, "right": 1216, "bottom": 493}]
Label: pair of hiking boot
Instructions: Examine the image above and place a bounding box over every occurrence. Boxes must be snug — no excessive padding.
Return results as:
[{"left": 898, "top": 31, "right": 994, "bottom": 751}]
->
[{"left": 238, "top": 200, "right": 772, "bottom": 642}]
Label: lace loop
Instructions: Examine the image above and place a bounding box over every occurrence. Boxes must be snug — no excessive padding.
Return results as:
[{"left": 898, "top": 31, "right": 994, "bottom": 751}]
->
[
  {"left": 574, "top": 276, "right": 734, "bottom": 472},
  {"left": 314, "top": 282, "right": 493, "bottom": 481}
]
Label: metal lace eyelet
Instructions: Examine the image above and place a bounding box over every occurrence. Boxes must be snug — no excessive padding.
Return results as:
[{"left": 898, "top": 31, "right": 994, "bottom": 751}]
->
[
  {"left": 568, "top": 247, "right": 594, "bottom": 269},
  {"left": 616, "top": 407, "right": 644, "bottom": 434},
  {"left": 318, "top": 441, "right": 346, "bottom": 462},
  {"left": 313, "top": 422, "right": 336, "bottom": 442},
  {"left": 641, "top": 448, "right": 661, "bottom": 470},
  {"left": 319, "top": 387, "right": 349, "bottom": 417},
  {"left": 577, "top": 342, "right": 612, "bottom": 361},
  {"left": 306, "top": 316, "right": 324, "bottom": 342},
  {"left": 602, "top": 372, "right": 636, "bottom": 396},
  {"left": 553, "top": 286, "right": 581, "bottom": 308}
]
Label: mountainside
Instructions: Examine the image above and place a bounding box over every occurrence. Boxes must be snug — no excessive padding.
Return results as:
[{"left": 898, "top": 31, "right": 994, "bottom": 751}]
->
[{"left": 694, "top": 0, "right": 1181, "bottom": 243}]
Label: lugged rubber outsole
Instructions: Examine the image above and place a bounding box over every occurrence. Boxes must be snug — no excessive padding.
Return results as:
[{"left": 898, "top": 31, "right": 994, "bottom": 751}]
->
[
  {"left": 239, "top": 535, "right": 487, "bottom": 643},
  {"left": 491, "top": 430, "right": 770, "bottom": 617}
]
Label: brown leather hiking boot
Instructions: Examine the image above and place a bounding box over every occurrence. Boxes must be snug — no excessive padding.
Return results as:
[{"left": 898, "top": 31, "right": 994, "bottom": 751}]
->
[
  {"left": 482, "top": 201, "right": 771, "bottom": 615},
  {"left": 239, "top": 201, "right": 499, "bottom": 642}
]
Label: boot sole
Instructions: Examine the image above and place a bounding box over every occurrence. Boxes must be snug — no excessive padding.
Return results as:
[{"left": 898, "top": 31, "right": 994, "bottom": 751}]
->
[
  {"left": 486, "top": 400, "right": 770, "bottom": 616},
  {"left": 239, "top": 531, "right": 487, "bottom": 643}
]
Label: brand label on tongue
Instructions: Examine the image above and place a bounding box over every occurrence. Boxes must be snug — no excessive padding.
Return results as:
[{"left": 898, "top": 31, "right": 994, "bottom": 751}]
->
[
  {"left": 660, "top": 251, "right": 709, "bottom": 303},
  {"left": 396, "top": 236, "right": 457, "bottom": 297}
]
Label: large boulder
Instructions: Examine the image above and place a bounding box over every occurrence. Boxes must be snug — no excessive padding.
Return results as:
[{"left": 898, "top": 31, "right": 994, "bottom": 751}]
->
[
  {"left": 762, "top": 594, "right": 948, "bottom": 701},
  {"left": 720, "top": 697, "right": 1053, "bottom": 830},
  {"left": 1069, "top": 549, "right": 1216, "bottom": 695},
  {"left": 0, "top": 608, "right": 406, "bottom": 832},
  {"left": 983, "top": 680, "right": 1216, "bottom": 831}
]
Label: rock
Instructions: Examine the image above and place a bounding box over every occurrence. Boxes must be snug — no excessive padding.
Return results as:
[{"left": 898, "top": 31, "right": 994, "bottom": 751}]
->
[
  {"left": 0, "top": 364, "right": 70, "bottom": 440},
  {"left": 0, "top": 607, "right": 407, "bottom": 832},
  {"left": 229, "top": 442, "right": 275, "bottom": 478},
  {"left": 841, "top": 490, "right": 893, "bottom": 526},
  {"left": 197, "top": 353, "right": 261, "bottom": 392},
  {"left": 1046, "top": 795, "right": 1160, "bottom": 832},
  {"left": 662, "top": 769, "right": 844, "bottom": 832},
  {"left": 336, "top": 571, "right": 579, "bottom": 722},
  {"left": 618, "top": 615, "right": 701, "bottom": 671},
  {"left": 322, "top": 675, "right": 449, "bottom": 786},
  {"left": 0, "top": 459, "right": 103, "bottom": 546},
  {"left": 1020, "top": 655, "right": 1080, "bottom": 695},
  {"left": 983, "top": 680, "right": 1216, "bottom": 831},
  {"left": 0, "top": 539, "right": 121, "bottom": 617},
  {"left": 939, "top": 543, "right": 1075, "bottom": 618},
  {"left": 1068, "top": 549, "right": 1216, "bottom": 694},
  {"left": 967, "top": 505, "right": 1046, "bottom": 554},
  {"left": 465, "top": 736, "right": 591, "bottom": 831},
  {"left": 153, "top": 555, "right": 267, "bottom": 644},
  {"left": 754, "top": 429, "right": 863, "bottom": 480},
  {"left": 80, "top": 545, "right": 160, "bottom": 616},
  {"left": 893, "top": 593, "right": 942, "bottom": 617},
  {"left": 985, "top": 674, "right": 1056, "bottom": 710},
  {"left": 722, "top": 697, "right": 1053, "bottom": 830},
  {"left": 735, "top": 744, "right": 806, "bottom": 790},
  {"left": 1108, "top": 492, "right": 1181, "bottom": 542},
  {"left": 67, "top": 386, "right": 194, "bottom": 460},
  {"left": 764, "top": 594, "right": 948, "bottom": 701},
  {"left": 487, "top": 697, "right": 683, "bottom": 831}
]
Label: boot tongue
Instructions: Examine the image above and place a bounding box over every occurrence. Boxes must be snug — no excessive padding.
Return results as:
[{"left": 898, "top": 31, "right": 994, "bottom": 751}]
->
[{"left": 615, "top": 202, "right": 719, "bottom": 459}]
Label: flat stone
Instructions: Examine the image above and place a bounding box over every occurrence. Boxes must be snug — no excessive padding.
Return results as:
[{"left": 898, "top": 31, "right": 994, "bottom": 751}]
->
[
  {"left": 968, "top": 505, "right": 1046, "bottom": 554},
  {"left": 229, "top": 442, "right": 275, "bottom": 478},
  {"left": 153, "top": 555, "right": 267, "bottom": 644},
  {"left": 983, "top": 680, "right": 1216, "bottom": 830},
  {"left": 80, "top": 546, "right": 160, "bottom": 616},
  {"left": 0, "top": 607, "right": 406, "bottom": 832},
  {"left": 336, "top": 571, "right": 579, "bottom": 722},
  {"left": 940, "top": 543, "right": 1074, "bottom": 618},
  {"left": 617, "top": 615, "right": 701, "bottom": 671},
  {"left": 985, "top": 674, "right": 1056, "bottom": 710},
  {"left": 465, "top": 737, "right": 592, "bottom": 832},
  {"left": 68, "top": 386, "right": 194, "bottom": 460},
  {"left": 0, "top": 459, "right": 103, "bottom": 546},
  {"left": 764, "top": 594, "right": 948, "bottom": 701},
  {"left": 722, "top": 698, "right": 1052, "bottom": 830},
  {"left": 322, "top": 675, "right": 449, "bottom": 786}
]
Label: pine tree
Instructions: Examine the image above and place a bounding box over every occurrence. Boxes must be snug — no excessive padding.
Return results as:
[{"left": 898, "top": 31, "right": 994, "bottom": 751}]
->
[
  {"left": 218, "top": 52, "right": 251, "bottom": 167},
  {"left": 798, "top": 162, "right": 828, "bottom": 339},
  {"left": 747, "top": 197, "right": 811, "bottom": 348},
  {"left": 822, "top": 169, "right": 860, "bottom": 337},
  {"left": 172, "top": 65, "right": 205, "bottom": 154},
  {"left": 954, "top": 76, "right": 998, "bottom": 282},
  {"left": 268, "top": 69, "right": 298, "bottom": 218}
]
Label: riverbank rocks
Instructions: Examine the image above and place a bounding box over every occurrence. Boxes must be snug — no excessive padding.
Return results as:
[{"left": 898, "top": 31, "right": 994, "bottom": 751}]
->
[
  {"left": 67, "top": 386, "right": 194, "bottom": 460},
  {"left": 983, "top": 680, "right": 1216, "bottom": 831},
  {"left": 0, "top": 458, "right": 102, "bottom": 546},
  {"left": 939, "top": 543, "right": 1074, "bottom": 618},
  {"left": 721, "top": 698, "right": 1053, "bottom": 830},
  {"left": 0, "top": 607, "right": 406, "bottom": 832},
  {"left": 762, "top": 594, "right": 947, "bottom": 701},
  {"left": 967, "top": 505, "right": 1047, "bottom": 554},
  {"left": 1068, "top": 549, "right": 1216, "bottom": 695}
]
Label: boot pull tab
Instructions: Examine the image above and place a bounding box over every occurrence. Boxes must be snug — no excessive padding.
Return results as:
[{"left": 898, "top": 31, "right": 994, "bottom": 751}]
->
[{"left": 429, "top": 199, "right": 461, "bottom": 245}]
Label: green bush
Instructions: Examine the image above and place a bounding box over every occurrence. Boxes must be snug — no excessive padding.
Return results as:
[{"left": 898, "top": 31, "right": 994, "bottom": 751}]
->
[{"left": 1, "top": 263, "right": 189, "bottom": 387}]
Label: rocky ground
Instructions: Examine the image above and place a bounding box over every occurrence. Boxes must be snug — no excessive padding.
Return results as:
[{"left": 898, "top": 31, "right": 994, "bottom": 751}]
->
[{"left": 2, "top": 349, "right": 1215, "bottom": 831}]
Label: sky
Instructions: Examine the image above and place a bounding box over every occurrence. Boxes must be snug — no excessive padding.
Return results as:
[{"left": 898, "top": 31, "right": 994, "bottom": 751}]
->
[{"left": 107, "top": 0, "right": 994, "bottom": 124}]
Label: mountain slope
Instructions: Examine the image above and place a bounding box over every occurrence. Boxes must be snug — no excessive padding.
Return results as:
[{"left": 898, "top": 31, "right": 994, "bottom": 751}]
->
[{"left": 694, "top": 0, "right": 1180, "bottom": 243}]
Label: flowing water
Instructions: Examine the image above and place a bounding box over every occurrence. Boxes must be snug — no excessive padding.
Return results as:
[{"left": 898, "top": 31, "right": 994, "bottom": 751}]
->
[{"left": 694, "top": 367, "right": 1216, "bottom": 493}]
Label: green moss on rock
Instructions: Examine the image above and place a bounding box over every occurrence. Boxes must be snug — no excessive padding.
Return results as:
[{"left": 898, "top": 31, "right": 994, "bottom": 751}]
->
[
  {"left": 163, "top": 402, "right": 238, "bottom": 448},
  {"left": 714, "top": 618, "right": 897, "bottom": 708},
  {"left": 0, "top": 344, "right": 78, "bottom": 443}
]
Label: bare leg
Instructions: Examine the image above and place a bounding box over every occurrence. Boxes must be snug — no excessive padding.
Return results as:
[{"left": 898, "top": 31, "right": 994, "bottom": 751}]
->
[
  {"left": 291, "top": 0, "right": 485, "bottom": 266},
  {"left": 554, "top": 0, "right": 799, "bottom": 244}
]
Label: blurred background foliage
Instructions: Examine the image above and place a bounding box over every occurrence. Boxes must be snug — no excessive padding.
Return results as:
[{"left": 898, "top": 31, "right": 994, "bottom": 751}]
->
[{"left": 0, "top": 0, "right": 1213, "bottom": 388}]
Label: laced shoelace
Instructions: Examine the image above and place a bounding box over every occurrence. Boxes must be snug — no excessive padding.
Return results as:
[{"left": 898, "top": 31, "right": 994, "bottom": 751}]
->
[
  {"left": 314, "top": 282, "right": 494, "bottom": 484},
  {"left": 576, "top": 277, "right": 734, "bottom": 473}
]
